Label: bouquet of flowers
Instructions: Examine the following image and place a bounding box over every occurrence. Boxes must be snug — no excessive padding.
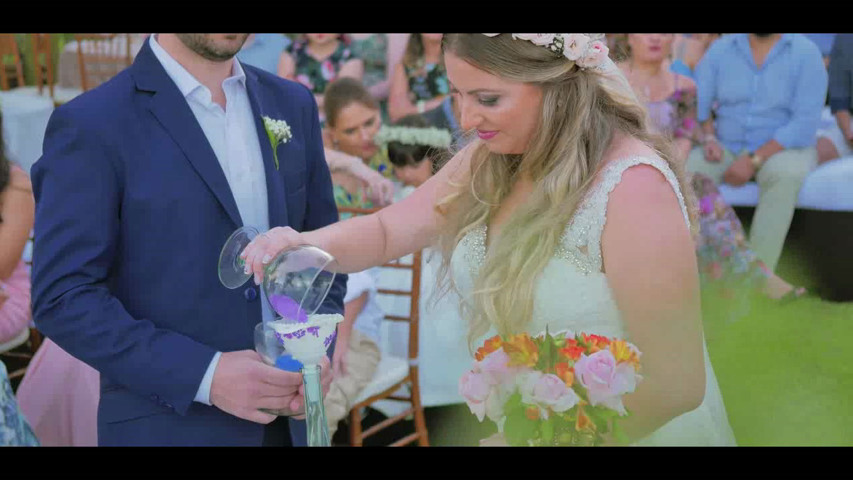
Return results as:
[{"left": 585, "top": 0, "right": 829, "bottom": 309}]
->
[{"left": 459, "top": 329, "right": 642, "bottom": 446}]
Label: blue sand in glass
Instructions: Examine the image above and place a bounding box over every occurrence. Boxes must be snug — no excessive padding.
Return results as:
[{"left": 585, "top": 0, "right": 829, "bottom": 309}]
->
[{"left": 275, "top": 354, "right": 303, "bottom": 372}]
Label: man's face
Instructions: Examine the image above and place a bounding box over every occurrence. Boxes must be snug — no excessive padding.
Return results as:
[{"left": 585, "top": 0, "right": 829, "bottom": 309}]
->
[{"left": 175, "top": 34, "right": 249, "bottom": 62}]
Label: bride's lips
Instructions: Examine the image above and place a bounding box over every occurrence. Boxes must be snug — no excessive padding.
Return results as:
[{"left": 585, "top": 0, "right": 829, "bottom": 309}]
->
[{"left": 477, "top": 130, "right": 498, "bottom": 140}]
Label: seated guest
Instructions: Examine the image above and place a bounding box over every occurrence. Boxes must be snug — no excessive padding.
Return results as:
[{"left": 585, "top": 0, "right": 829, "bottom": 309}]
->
[
  {"left": 816, "top": 34, "right": 853, "bottom": 164},
  {"left": 384, "top": 114, "right": 451, "bottom": 190},
  {"left": 0, "top": 115, "right": 38, "bottom": 447},
  {"left": 388, "top": 34, "right": 448, "bottom": 122},
  {"left": 620, "top": 34, "right": 805, "bottom": 303},
  {"left": 670, "top": 34, "right": 721, "bottom": 79},
  {"left": 16, "top": 339, "right": 100, "bottom": 446},
  {"left": 279, "top": 34, "right": 364, "bottom": 124},
  {"left": 323, "top": 266, "right": 383, "bottom": 438},
  {"left": 804, "top": 33, "right": 836, "bottom": 67},
  {"left": 323, "top": 77, "right": 397, "bottom": 180},
  {"left": 0, "top": 150, "right": 33, "bottom": 346},
  {"left": 347, "top": 34, "right": 410, "bottom": 119},
  {"left": 1, "top": 360, "right": 38, "bottom": 446},
  {"left": 236, "top": 34, "right": 292, "bottom": 75},
  {"left": 688, "top": 33, "right": 828, "bottom": 272}
]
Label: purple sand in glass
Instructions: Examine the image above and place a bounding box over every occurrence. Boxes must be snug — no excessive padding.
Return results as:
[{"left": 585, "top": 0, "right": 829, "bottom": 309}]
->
[{"left": 269, "top": 294, "right": 309, "bottom": 323}]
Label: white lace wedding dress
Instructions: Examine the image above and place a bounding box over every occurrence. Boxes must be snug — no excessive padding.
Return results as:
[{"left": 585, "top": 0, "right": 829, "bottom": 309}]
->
[{"left": 450, "top": 156, "right": 737, "bottom": 446}]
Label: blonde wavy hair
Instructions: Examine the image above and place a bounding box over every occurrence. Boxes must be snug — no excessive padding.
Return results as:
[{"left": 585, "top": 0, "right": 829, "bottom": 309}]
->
[{"left": 433, "top": 34, "right": 698, "bottom": 349}]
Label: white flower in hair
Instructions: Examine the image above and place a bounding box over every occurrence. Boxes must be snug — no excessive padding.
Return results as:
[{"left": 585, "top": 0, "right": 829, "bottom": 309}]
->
[
  {"left": 481, "top": 33, "right": 610, "bottom": 70},
  {"left": 374, "top": 126, "right": 452, "bottom": 149},
  {"left": 561, "top": 34, "right": 591, "bottom": 61},
  {"left": 512, "top": 34, "right": 556, "bottom": 46}
]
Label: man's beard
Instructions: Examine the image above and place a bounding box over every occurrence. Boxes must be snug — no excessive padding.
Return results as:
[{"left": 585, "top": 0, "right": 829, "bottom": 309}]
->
[{"left": 176, "top": 34, "right": 249, "bottom": 62}]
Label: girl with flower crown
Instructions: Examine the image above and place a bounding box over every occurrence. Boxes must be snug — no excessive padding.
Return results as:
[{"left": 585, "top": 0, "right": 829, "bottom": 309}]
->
[{"left": 242, "top": 34, "right": 737, "bottom": 446}]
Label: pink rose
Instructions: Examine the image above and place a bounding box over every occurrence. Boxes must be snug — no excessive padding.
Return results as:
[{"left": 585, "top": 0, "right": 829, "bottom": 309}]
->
[
  {"left": 562, "top": 34, "right": 591, "bottom": 61},
  {"left": 512, "top": 34, "right": 556, "bottom": 46},
  {"left": 573, "top": 349, "right": 639, "bottom": 415},
  {"left": 518, "top": 371, "right": 579, "bottom": 419},
  {"left": 576, "top": 41, "right": 609, "bottom": 69},
  {"left": 459, "top": 370, "right": 491, "bottom": 421},
  {"left": 479, "top": 348, "right": 515, "bottom": 385}
]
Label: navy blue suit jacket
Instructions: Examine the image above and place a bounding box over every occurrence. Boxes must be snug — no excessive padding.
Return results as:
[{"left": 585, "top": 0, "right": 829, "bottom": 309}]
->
[{"left": 30, "top": 40, "right": 346, "bottom": 446}]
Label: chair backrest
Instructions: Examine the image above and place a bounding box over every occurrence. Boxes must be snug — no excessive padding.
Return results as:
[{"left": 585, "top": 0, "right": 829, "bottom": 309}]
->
[
  {"left": 30, "top": 33, "right": 55, "bottom": 98},
  {"left": 336, "top": 206, "right": 423, "bottom": 365},
  {"left": 0, "top": 34, "right": 25, "bottom": 91},
  {"left": 75, "top": 34, "right": 132, "bottom": 92}
]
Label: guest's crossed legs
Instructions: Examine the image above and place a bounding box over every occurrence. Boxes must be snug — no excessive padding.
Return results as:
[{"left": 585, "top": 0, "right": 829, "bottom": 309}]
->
[{"left": 686, "top": 146, "right": 816, "bottom": 272}]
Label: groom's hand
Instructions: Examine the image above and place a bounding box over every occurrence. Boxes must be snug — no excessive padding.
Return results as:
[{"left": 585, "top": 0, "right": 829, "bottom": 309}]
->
[{"left": 210, "top": 350, "right": 304, "bottom": 424}]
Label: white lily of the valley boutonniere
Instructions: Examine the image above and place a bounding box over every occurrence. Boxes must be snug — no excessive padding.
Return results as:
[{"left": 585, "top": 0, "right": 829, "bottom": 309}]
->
[{"left": 262, "top": 116, "right": 292, "bottom": 170}]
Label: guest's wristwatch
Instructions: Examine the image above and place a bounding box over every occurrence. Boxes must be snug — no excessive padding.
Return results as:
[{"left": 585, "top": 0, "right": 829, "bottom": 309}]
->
[{"left": 750, "top": 153, "right": 765, "bottom": 171}]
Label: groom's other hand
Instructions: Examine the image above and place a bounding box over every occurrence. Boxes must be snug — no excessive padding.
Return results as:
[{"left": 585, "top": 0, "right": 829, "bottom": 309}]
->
[{"left": 210, "top": 350, "right": 303, "bottom": 424}]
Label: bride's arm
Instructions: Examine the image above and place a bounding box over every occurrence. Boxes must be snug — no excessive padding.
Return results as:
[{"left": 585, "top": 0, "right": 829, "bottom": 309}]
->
[
  {"left": 601, "top": 165, "right": 706, "bottom": 442},
  {"left": 243, "top": 143, "right": 476, "bottom": 276}
]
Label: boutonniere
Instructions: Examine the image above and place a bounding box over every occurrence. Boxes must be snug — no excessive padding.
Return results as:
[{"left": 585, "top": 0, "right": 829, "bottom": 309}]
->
[{"left": 262, "top": 116, "right": 292, "bottom": 170}]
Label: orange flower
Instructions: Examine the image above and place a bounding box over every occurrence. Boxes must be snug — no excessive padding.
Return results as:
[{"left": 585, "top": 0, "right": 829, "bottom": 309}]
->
[
  {"left": 474, "top": 335, "right": 503, "bottom": 362},
  {"left": 582, "top": 333, "right": 611, "bottom": 353},
  {"left": 560, "top": 339, "right": 585, "bottom": 361},
  {"left": 609, "top": 340, "right": 641, "bottom": 371},
  {"left": 555, "top": 362, "right": 575, "bottom": 387},
  {"left": 503, "top": 333, "right": 539, "bottom": 367},
  {"left": 525, "top": 406, "right": 541, "bottom": 421}
]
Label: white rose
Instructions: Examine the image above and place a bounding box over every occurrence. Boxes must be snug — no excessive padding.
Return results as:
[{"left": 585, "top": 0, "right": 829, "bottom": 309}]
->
[
  {"left": 512, "top": 34, "right": 556, "bottom": 46},
  {"left": 562, "top": 33, "right": 591, "bottom": 61}
]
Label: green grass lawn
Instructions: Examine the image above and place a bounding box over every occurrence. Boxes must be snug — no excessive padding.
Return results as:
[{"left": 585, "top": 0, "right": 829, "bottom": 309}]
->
[{"left": 704, "top": 292, "right": 853, "bottom": 446}]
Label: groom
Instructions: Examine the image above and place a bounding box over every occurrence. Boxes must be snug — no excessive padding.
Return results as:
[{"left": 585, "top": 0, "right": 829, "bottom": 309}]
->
[{"left": 30, "top": 34, "right": 346, "bottom": 446}]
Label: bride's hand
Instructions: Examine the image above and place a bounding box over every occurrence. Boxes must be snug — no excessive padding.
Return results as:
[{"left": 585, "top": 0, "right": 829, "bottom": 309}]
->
[{"left": 239, "top": 227, "right": 306, "bottom": 285}]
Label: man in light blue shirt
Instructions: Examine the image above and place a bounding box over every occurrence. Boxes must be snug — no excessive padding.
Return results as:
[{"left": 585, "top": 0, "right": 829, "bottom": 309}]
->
[{"left": 688, "top": 33, "right": 828, "bottom": 271}]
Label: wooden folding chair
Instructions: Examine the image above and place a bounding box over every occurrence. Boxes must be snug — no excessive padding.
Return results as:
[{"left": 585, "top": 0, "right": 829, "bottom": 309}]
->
[
  {"left": 336, "top": 206, "right": 430, "bottom": 447},
  {"left": 75, "top": 34, "right": 132, "bottom": 92},
  {"left": 30, "top": 33, "right": 55, "bottom": 100},
  {"left": 0, "top": 34, "right": 25, "bottom": 91}
]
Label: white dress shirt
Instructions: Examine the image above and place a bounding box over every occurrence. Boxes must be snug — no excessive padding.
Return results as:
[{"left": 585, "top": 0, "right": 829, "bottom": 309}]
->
[{"left": 149, "top": 35, "right": 273, "bottom": 406}]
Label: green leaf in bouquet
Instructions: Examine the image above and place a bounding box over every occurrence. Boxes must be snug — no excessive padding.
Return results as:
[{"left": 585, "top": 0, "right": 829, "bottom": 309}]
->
[
  {"left": 537, "top": 326, "right": 556, "bottom": 371},
  {"left": 504, "top": 410, "right": 539, "bottom": 447}
]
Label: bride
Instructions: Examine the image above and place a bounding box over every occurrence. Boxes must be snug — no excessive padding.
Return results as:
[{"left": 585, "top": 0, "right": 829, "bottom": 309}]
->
[{"left": 241, "top": 33, "right": 736, "bottom": 446}]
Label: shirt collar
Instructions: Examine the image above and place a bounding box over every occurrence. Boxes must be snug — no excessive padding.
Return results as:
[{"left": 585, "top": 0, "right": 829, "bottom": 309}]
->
[
  {"left": 734, "top": 34, "right": 793, "bottom": 55},
  {"left": 148, "top": 34, "right": 247, "bottom": 99}
]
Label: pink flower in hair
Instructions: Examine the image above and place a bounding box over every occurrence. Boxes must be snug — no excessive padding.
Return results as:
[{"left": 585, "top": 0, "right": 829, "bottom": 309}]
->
[{"left": 576, "top": 41, "right": 610, "bottom": 69}]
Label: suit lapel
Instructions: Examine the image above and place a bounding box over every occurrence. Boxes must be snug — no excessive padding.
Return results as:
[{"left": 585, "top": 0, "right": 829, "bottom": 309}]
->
[
  {"left": 245, "top": 69, "right": 289, "bottom": 228},
  {"left": 134, "top": 41, "right": 243, "bottom": 228}
]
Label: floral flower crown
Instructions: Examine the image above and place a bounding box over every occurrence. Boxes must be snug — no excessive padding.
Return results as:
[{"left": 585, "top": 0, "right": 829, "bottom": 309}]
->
[
  {"left": 374, "top": 125, "right": 453, "bottom": 149},
  {"left": 482, "top": 34, "right": 610, "bottom": 70}
]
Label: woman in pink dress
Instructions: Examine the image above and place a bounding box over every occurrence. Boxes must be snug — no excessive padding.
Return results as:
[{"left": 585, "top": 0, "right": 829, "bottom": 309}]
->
[
  {"left": 16, "top": 338, "right": 100, "bottom": 446},
  {"left": 0, "top": 112, "right": 99, "bottom": 447}
]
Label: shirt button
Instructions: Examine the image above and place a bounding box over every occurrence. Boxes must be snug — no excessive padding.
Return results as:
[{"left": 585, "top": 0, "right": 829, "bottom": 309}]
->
[{"left": 244, "top": 287, "right": 258, "bottom": 302}]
